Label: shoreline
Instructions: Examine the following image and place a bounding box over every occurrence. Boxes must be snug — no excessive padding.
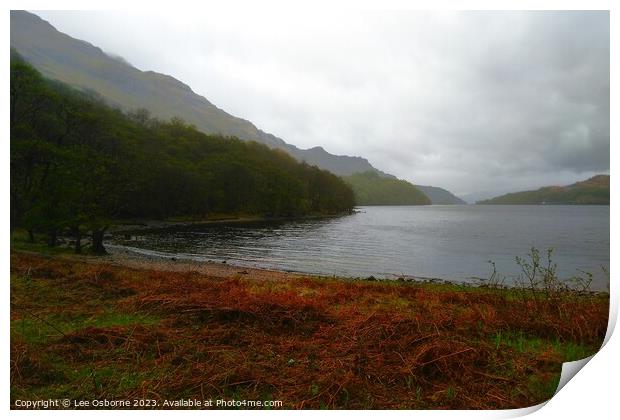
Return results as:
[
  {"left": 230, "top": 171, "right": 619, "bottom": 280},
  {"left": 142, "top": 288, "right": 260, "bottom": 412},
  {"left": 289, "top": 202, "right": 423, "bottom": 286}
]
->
[
  {"left": 103, "top": 244, "right": 307, "bottom": 283},
  {"left": 104, "top": 244, "right": 488, "bottom": 288},
  {"left": 103, "top": 245, "right": 609, "bottom": 294},
  {"left": 12, "top": 241, "right": 479, "bottom": 289},
  {"left": 13, "top": 242, "right": 609, "bottom": 294},
  {"left": 109, "top": 210, "right": 359, "bottom": 234}
]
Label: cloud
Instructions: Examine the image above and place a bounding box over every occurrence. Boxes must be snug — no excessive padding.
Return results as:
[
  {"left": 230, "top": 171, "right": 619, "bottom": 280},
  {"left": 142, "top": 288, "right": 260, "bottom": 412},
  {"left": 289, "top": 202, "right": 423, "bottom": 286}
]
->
[{"left": 33, "top": 10, "right": 609, "bottom": 197}]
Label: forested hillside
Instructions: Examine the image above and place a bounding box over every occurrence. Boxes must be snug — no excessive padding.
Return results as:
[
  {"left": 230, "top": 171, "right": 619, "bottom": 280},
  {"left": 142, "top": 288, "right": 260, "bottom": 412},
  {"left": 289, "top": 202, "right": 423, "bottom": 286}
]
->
[
  {"left": 10, "top": 54, "right": 355, "bottom": 253},
  {"left": 343, "top": 172, "right": 431, "bottom": 205},
  {"left": 477, "top": 175, "right": 609, "bottom": 205}
]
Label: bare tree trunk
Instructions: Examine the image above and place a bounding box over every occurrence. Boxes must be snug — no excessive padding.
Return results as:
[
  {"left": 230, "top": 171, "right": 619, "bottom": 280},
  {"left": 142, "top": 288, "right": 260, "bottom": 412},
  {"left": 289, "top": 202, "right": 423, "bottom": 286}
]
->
[
  {"left": 73, "top": 227, "right": 82, "bottom": 254},
  {"left": 91, "top": 228, "right": 107, "bottom": 255},
  {"left": 47, "top": 228, "right": 57, "bottom": 247},
  {"left": 27, "top": 230, "right": 34, "bottom": 243}
]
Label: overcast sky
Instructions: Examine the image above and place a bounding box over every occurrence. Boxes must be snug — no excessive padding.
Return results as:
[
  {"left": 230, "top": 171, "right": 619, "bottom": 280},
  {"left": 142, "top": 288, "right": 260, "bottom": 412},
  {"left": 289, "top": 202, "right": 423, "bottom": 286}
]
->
[{"left": 34, "top": 10, "right": 609, "bottom": 199}]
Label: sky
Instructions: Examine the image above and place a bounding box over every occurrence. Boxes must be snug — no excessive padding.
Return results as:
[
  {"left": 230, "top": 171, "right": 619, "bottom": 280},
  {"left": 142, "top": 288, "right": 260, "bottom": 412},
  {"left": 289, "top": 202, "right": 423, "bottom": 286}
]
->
[{"left": 34, "top": 10, "right": 610, "bottom": 200}]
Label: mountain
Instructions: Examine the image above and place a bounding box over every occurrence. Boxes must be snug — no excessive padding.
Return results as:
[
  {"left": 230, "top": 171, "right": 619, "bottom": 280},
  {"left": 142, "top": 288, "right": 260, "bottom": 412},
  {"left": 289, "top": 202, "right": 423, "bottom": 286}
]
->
[
  {"left": 11, "top": 10, "right": 465, "bottom": 200},
  {"left": 477, "top": 175, "right": 610, "bottom": 205},
  {"left": 343, "top": 171, "right": 431, "bottom": 206},
  {"left": 415, "top": 185, "right": 466, "bottom": 205},
  {"left": 9, "top": 10, "right": 378, "bottom": 176}
]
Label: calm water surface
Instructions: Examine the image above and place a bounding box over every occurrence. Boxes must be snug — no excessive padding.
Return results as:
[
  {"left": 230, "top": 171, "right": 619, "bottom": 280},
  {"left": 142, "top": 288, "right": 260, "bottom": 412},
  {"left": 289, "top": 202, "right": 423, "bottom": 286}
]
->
[{"left": 110, "top": 205, "right": 610, "bottom": 290}]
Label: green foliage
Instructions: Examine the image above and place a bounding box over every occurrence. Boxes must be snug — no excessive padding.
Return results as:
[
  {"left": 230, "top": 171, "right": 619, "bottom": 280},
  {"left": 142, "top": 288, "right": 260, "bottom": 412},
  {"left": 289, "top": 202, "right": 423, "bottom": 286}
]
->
[
  {"left": 342, "top": 171, "right": 431, "bottom": 206},
  {"left": 477, "top": 176, "right": 610, "bottom": 205},
  {"left": 483, "top": 247, "right": 602, "bottom": 296},
  {"left": 10, "top": 54, "right": 355, "bottom": 252},
  {"left": 514, "top": 247, "right": 598, "bottom": 297},
  {"left": 491, "top": 331, "right": 593, "bottom": 362}
]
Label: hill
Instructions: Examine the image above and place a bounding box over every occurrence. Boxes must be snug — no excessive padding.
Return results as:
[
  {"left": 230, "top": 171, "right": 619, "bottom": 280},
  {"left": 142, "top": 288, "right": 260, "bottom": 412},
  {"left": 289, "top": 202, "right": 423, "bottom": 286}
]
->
[
  {"left": 9, "top": 10, "right": 378, "bottom": 176},
  {"left": 415, "top": 185, "right": 466, "bottom": 204},
  {"left": 343, "top": 172, "right": 431, "bottom": 206},
  {"left": 477, "top": 175, "right": 609, "bottom": 205}
]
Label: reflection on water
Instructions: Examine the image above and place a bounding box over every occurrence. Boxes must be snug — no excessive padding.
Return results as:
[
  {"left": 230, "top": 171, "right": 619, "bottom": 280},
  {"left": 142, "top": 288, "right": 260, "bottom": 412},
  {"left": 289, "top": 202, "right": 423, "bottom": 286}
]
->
[{"left": 110, "top": 205, "right": 610, "bottom": 290}]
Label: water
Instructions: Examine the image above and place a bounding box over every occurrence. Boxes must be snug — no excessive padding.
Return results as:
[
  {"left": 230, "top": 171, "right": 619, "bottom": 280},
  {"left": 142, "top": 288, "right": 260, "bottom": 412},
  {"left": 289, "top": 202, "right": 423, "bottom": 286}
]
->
[{"left": 110, "top": 205, "right": 610, "bottom": 290}]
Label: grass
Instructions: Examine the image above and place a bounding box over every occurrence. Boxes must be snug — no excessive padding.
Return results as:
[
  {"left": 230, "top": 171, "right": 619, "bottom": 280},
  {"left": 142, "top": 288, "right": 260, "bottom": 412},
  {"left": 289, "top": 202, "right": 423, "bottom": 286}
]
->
[
  {"left": 492, "top": 331, "right": 593, "bottom": 362},
  {"left": 11, "top": 239, "right": 75, "bottom": 256},
  {"left": 10, "top": 251, "right": 609, "bottom": 409}
]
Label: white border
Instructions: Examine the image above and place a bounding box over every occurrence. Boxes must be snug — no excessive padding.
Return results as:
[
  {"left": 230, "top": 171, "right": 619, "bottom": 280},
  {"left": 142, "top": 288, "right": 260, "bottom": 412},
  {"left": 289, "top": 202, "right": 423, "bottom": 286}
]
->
[{"left": 3, "top": 1, "right": 616, "bottom": 419}]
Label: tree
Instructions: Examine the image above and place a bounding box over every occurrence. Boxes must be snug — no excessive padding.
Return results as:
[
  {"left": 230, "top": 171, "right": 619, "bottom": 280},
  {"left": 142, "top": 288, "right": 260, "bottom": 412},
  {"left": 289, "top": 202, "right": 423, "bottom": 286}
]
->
[{"left": 10, "top": 54, "right": 356, "bottom": 254}]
